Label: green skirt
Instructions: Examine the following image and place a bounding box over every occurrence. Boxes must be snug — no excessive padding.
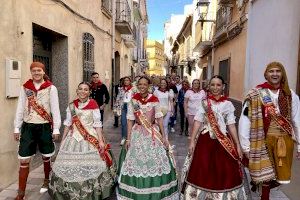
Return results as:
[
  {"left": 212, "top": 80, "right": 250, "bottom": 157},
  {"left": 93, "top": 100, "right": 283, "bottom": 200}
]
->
[
  {"left": 48, "top": 135, "right": 117, "bottom": 200},
  {"left": 49, "top": 170, "right": 115, "bottom": 200},
  {"left": 117, "top": 125, "right": 179, "bottom": 200}
]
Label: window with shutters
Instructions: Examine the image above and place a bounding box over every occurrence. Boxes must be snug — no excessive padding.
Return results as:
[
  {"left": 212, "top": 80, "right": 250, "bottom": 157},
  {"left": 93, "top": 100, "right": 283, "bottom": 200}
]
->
[
  {"left": 83, "top": 33, "right": 95, "bottom": 82},
  {"left": 219, "top": 58, "right": 230, "bottom": 96}
]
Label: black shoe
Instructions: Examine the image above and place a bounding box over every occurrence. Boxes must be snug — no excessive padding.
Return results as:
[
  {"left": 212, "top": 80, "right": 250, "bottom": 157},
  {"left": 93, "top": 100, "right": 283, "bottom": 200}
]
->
[
  {"left": 113, "top": 124, "right": 118, "bottom": 128},
  {"left": 269, "top": 180, "right": 280, "bottom": 189},
  {"left": 250, "top": 181, "right": 257, "bottom": 192},
  {"left": 185, "top": 130, "right": 189, "bottom": 136}
]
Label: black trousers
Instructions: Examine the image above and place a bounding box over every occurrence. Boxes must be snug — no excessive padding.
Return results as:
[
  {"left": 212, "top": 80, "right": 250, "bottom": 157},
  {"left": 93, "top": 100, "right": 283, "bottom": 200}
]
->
[
  {"left": 179, "top": 104, "right": 188, "bottom": 132},
  {"left": 100, "top": 110, "right": 104, "bottom": 123}
]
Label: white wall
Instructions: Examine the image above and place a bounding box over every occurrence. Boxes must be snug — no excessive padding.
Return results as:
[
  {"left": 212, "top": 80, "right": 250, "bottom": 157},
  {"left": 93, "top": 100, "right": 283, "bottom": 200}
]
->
[
  {"left": 244, "top": 0, "right": 300, "bottom": 93},
  {"left": 164, "top": 14, "right": 185, "bottom": 58}
]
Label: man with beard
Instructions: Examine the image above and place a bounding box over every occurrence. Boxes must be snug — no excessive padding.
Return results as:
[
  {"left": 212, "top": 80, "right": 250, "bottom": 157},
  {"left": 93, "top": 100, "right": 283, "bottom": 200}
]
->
[{"left": 239, "top": 62, "right": 300, "bottom": 200}]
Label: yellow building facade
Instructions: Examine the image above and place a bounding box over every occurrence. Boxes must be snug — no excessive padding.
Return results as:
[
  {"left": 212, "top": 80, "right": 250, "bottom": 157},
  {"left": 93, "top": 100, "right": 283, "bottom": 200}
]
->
[{"left": 145, "top": 40, "right": 165, "bottom": 75}]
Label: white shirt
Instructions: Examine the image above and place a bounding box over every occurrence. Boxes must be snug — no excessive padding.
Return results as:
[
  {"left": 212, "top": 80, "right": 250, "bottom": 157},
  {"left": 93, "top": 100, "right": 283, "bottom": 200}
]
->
[
  {"left": 195, "top": 100, "right": 236, "bottom": 138},
  {"left": 153, "top": 89, "right": 174, "bottom": 112},
  {"left": 176, "top": 83, "right": 182, "bottom": 92},
  {"left": 184, "top": 89, "right": 206, "bottom": 115},
  {"left": 14, "top": 82, "right": 61, "bottom": 134},
  {"left": 123, "top": 89, "right": 133, "bottom": 103},
  {"left": 239, "top": 89, "right": 300, "bottom": 152}
]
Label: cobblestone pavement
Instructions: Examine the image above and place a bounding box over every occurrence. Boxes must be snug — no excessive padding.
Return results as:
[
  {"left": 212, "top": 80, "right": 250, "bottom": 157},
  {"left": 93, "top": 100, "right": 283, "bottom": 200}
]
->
[{"left": 0, "top": 115, "right": 291, "bottom": 200}]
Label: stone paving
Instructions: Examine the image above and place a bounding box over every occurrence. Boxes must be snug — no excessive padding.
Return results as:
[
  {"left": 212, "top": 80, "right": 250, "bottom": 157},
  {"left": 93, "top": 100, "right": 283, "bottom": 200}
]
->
[{"left": 0, "top": 115, "right": 291, "bottom": 200}]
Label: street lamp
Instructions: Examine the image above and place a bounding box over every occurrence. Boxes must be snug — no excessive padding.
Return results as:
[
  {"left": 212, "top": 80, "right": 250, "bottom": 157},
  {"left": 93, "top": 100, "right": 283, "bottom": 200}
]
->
[{"left": 196, "top": 0, "right": 214, "bottom": 22}]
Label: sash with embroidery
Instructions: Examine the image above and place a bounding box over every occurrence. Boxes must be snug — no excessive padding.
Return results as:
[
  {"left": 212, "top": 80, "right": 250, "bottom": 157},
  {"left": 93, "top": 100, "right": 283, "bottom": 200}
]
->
[
  {"left": 132, "top": 99, "right": 163, "bottom": 143},
  {"left": 69, "top": 103, "right": 113, "bottom": 167},
  {"left": 258, "top": 89, "right": 293, "bottom": 135},
  {"left": 25, "top": 89, "right": 53, "bottom": 127},
  {"left": 203, "top": 99, "right": 240, "bottom": 161},
  {"left": 131, "top": 99, "right": 177, "bottom": 168}
]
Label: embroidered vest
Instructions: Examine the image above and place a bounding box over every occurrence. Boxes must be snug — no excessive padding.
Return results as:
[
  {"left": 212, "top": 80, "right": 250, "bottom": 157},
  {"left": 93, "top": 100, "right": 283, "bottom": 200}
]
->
[
  {"left": 71, "top": 106, "right": 98, "bottom": 142},
  {"left": 23, "top": 87, "right": 51, "bottom": 123}
]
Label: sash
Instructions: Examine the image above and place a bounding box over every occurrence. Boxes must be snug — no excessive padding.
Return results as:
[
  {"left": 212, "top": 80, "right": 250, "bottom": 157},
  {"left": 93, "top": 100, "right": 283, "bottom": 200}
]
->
[
  {"left": 259, "top": 89, "right": 293, "bottom": 135},
  {"left": 25, "top": 89, "right": 53, "bottom": 127},
  {"left": 203, "top": 99, "right": 240, "bottom": 161},
  {"left": 131, "top": 99, "right": 176, "bottom": 168},
  {"left": 69, "top": 103, "right": 113, "bottom": 167},
  {"left": 132, "top": 100, "right": 164, "bottom": 143}
]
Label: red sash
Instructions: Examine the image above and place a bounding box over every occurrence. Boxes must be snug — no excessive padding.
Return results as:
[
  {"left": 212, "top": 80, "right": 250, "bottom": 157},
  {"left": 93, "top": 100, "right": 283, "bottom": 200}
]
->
[
  {"left": 204, "top": 99, "right": 239, "bottom": 161},
  {"left": 25, "top": 89, "right": 53, "bottom": 127},
  {"left": 69, "top": 103, "right": 113, "bottom": 167},
  {"left": 259, "top": 89, "right": 293, "bottom": 135},
  {"left": 132, "top": 98, "right": 163, "bottom": 143}
]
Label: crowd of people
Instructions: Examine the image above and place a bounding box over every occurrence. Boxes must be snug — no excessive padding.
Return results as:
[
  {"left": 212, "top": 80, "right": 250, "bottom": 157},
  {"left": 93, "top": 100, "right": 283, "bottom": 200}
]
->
[{"left": 12, "top": 61, "right": 300, "bottom": 200}]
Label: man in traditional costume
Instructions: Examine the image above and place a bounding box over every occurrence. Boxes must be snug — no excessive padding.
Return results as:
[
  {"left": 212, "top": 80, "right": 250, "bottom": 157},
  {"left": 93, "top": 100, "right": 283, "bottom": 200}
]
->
[
  {"left": 13, "top": 62, "right": 61, "bottom": 200},
  {"left": 239, "top": 62, "right": 300, "bottom": 200}
]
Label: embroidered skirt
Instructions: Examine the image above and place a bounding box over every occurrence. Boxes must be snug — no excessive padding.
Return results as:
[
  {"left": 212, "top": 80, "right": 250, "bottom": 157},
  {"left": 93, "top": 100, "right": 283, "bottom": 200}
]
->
[
  {"left": 49, "top": 135, "right": 116, "bottom": 200},
  {"left": 182, "top": 133, "right": 246, "bottom": 200},
  {"left": 117, "top": 124, "right": 178, "bottom": 200}
]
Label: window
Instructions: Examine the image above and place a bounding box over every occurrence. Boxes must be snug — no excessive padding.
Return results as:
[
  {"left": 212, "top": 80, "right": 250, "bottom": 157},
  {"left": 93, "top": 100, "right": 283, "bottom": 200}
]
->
[
  {"left": 219, "top": 58, "right": 230, "bottom": 96},
  {"left": 83, "top": 33, "right": 95, "bottom": 82},
  {"left": 102, "top": 0, "right": 112, "bottom": 13},
  {"left": 202, "top": 67, "right": 207, "bottom": 81}
]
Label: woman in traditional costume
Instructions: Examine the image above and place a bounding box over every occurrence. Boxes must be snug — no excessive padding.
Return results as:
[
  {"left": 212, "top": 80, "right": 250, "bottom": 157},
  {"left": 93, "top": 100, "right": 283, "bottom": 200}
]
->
[
  {"left": 184, "top": 79, "right": 206, "bottom": 136},
  {"left": 117, "top": 76, "right": 178, "bottom": 200},
  {"left": 153, "top": 78, "right": 174, "bottom": 139},
  {"left": 181, "top": 75, "right": 246, "bottom": 200},
  {"left": 114, "top": 76, "right": 133, "bottom": 145},
  {"left": 49, "top": 82, "right": 116, "bottom": 200}
]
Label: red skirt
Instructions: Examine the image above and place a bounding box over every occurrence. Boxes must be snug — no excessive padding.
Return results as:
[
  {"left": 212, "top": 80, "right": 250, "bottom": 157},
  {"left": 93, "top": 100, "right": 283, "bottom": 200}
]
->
[{"left": 186, "top": 133, "right": 243, "bottom": 192}]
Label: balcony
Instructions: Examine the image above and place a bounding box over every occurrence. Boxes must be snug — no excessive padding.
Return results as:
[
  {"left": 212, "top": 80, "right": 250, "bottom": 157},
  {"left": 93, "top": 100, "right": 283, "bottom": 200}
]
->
[
  {"left": 216, "top": 6, "right": 232, "bottom": 34},
  {"left": 115, "top": 0, "right": 133, "bottom": 34},
  {"left": 133, "top": 0, "right": 142, "bottom": 21},
  {"left": 122, "top": 34, "right": 136, "bottom": 48},
  {"left": 218, "top": 0, "right": 235, "bottom": 6},
  {"left": 101, "top": 0, "right": 112, "bottom": 17}
]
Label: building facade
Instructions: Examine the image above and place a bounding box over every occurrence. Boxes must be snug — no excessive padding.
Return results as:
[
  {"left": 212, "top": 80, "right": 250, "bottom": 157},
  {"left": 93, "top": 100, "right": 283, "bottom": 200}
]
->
[
  {"left": 164, "top": 14, "right": 185, "bottom": 74},
  {"left": 0, "top": 0, "right": 148, "bottom": 189},
  {"left": 244, "top": 0, "right": 300, "bottom": 96},
  {"left": 146, "top": 40, "right": 165, "bottom": 75},
  {"left": 132, "top": 0, "right": 149, "bottom": 76}
]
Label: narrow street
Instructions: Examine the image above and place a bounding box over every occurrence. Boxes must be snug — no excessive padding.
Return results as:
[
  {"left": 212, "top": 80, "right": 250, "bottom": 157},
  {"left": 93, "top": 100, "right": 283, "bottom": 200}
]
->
[{"left": 0, "top": 114, "right": 296, "bottom": 200}]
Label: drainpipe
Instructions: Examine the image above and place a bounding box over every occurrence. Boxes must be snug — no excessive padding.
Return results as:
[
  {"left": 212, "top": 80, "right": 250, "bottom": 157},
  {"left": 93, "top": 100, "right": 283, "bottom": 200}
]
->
[
  {"left": 111, "top": 0, "right": 116, "bottom": 108},
  {"left": 244, "top": 1, "right": 252, "bottom": 96}
]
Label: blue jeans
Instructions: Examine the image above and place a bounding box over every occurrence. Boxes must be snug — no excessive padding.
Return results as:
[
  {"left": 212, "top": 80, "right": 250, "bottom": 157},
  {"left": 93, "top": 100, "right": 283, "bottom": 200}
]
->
[{"left": 121, "top": 103, "right": 128, "bottom": 139}]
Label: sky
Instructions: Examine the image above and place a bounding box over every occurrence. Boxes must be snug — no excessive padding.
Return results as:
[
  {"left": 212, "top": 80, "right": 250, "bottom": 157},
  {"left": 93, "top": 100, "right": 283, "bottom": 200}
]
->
[{"left": 147, "top": 0, "right": 192, "bottom": 42}]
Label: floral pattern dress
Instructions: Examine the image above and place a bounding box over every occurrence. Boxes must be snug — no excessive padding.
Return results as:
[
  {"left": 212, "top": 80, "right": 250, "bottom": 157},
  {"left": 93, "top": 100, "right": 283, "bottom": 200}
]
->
[
  {"left": 117, "top": 93, "right": 178, "bottom": 200},
  {"left": 49, "top": 99, "right": 116, "bottom": 200}
]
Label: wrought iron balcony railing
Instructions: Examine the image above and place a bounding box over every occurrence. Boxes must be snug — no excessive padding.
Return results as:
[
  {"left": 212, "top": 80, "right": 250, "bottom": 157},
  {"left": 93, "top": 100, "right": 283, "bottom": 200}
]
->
[
  {"left": 101, "top": 0, "right": 112, "bottom": 13},
  {"left": 116, "top": 0, "right": 131, "bottom": 23},
  {"left": 216, "top": 6, "right": 232, "bottom": 33}
]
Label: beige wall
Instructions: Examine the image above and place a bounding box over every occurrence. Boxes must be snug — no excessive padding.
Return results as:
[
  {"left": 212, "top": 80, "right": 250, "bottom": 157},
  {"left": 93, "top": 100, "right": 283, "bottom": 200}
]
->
[
  {"left": 213, "top": 26, "right": 247, "bottom": 101},
  {"left": 0, "top": 0, "right": 112, "bottom": 188}
]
